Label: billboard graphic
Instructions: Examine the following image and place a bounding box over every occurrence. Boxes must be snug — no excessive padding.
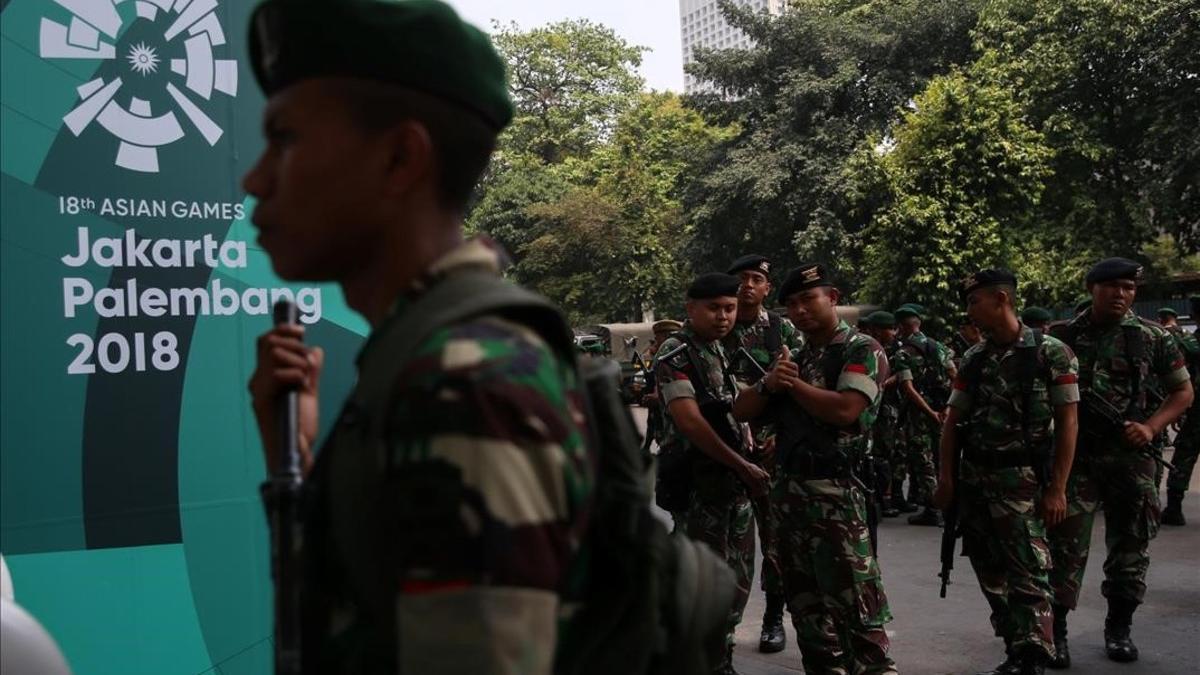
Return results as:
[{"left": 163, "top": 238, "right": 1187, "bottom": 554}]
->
[{"left": 1, "top": 1, "right": 365, "bottom": 673}]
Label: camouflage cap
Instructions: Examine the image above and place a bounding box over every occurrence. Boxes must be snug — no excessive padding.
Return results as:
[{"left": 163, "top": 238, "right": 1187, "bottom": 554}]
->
[
  {"left": 248, "top": 0, "right": 514, "bottom": 130},
  {"left": 865, "top": 311, "right": 896, "bottom": 327},
  {"left": 1021, "top": 306, "right": 1052, "bottom": 323},
  {"left": 1085, "top": 257, "right": 1143, "bottom": 285}
]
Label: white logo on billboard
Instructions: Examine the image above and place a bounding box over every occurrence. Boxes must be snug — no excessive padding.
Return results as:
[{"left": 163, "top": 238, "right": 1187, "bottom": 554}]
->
[{"left": 39, "top": 0, "right": 239, "bottom": 174}]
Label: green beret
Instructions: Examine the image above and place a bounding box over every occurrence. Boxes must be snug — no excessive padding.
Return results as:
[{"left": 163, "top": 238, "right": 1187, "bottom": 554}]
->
[
  {"left": 778, "top": 263, "right": 834, "bottom": 302},
  {"left": 1085, "top": 257, "right": 1143, "bottom": 285},
  {"left": 865, "top": 311, "right": 896, "bottom": 327},
  {"left": 687, "top": 273, "right": 740, "bottom": 300},
  {"left": 961, "top": 269, "right": 1017, "bottom": 300},
  {"left": 1021, "top": 307, "right": 1052, "bottom": 323},
  {"left": 249, "top": 0, "right": 514, "bottom": 130},
  {"left": 1157, "top": 307, "right": 1178, "bottom": 318},
  {"left": 727, "top": 254, "right": 772, "bottom": 277},
  {"left": 894, "top": 304, "right": 923, "bottom": 320}
]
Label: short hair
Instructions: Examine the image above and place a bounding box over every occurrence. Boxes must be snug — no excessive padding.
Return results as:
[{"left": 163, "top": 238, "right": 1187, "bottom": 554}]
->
[
  {"left": 333, "top": 79, "right": 498, "bottom": 212},
  {"left": 985, "top": 284, "right": 1017, "bottom": 306}
]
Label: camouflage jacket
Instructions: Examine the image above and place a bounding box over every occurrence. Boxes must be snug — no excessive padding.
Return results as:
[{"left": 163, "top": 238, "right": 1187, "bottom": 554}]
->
[
  {"left": 721, "top": 308, "right": 803, "bottom": 388},
  {"left": 879, "top": 339, "right": 902, "bottom": 417},
  {"left": 1050, "top": 310, "right": 1189, "bottom": 441},
  {"left": 773, "top": 321, "right": 887, "bottom": 462},
  {"left": 1166, "top": 326, "right": 1200, "bottom": 384},
  {"left": 302, "top": 238, "right": 593, "bottom": 673},
  {"left": 893, "top": 331, "right": 955, "bottom": 394},
  {"left": 654, "top": 323, "right": 740, "bottom": 454},
  {"left": 948, "top": 324, "right": 1080, "bottom": 458}
]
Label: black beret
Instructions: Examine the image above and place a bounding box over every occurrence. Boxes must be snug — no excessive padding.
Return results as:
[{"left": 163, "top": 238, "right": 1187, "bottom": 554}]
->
[
  {"left": 249, "top": 0, "right": 514, "bottom": 130},
  {"left": 961, "top": 269, "right": 1017, "bottom": 299},
  {"left": 778, "top": 263, "right": 834, "bottom": 302},
  {"left": 865, "top": 311, "right": 896, "bottom": 327},
  {"left": 1021, "top": 307, "right": 1052, "bottom": 323},
  {"left": 1085, "top": 257, "right": 1143, "bottom": 285},
  {"left": 687, "top": 273, "right": 741, "bottom": 300},
  {"left": 727, "top": 254, "right": 771, "bottom": 277}
]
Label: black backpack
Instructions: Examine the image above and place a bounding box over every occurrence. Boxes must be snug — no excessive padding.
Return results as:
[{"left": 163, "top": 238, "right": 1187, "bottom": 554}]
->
[{"left": 351, "top": 270, "right": 737, "bottom": 675}]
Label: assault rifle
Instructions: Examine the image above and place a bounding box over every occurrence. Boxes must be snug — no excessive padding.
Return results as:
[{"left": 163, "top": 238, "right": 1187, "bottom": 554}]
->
[
  {"left": 1080, "top": 390, "right": 1177, "bottom": 472},
  {"left": 938, "top": 423, "right": 965, "bottom": 598},
  {"left": 261, "top": 301, "right": 304, "bottom": 675}
]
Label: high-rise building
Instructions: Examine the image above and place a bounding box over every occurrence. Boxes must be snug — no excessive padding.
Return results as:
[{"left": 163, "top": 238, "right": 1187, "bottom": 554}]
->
[{"left": 679, "top": 0, "right": 785, "bottom": 94}]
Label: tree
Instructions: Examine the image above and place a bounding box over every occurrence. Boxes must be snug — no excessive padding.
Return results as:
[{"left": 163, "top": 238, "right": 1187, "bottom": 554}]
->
[
  {"left": 857, "top": 72, "right": 1054, "bottom": 323},
  {"left": 682, "top": 0, "right": 985, "bottom": 282}
]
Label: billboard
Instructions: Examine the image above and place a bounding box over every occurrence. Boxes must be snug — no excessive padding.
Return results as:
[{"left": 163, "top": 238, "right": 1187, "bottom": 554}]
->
[{"left": 1, "top": 1, "right": 365, "bottom": 672}]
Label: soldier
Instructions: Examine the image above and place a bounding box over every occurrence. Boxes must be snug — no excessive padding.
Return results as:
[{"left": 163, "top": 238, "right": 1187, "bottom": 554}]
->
[
  {"left": 243, "top": 1, "right": 593, "bottom": 671},
  {"left": 1046, "top": 258, "right": 1193, "bottom": 666},
  {"left": 733, "top": 263, "right": 898, "bottom": 675},
  {"left": 1163, "top": 297, "right": 1200, "bottom": 526},
  {"left": 721, "top": 254, "right": 803, "bottom": 654},
  {"left": 935, "top": 270, "right": 1080, "bottom": 675},
  {"left": 1021, "top": 307, "right": 1053, "bottom": 334},
  {"left": 865, "top": 311, "right": 904, "bottom": 521},
  {"left": 950, "top": 314, "right": 983, "bottom": 368},
  {"left": 642, "top": 319, "right": 683, "bottom": 454},
  {"left": 893, "top": 304, "right": 957, "bottom": 526},
  {"left": 655, "top": 273, "right": 771, "bottom": 674},
  {"left": 1156, "top": 307, "right": 1179, "bottom": 329}
]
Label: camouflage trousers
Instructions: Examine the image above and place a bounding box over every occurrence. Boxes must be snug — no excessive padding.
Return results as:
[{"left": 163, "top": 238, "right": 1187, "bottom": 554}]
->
[
  {"left": 774, "top": 477, "right": 897, "bottom": 674},
  {"left": 960, "top": 464, "right": 1055, "bottom": 660},
  {"left": 1166, "top": 410, "right": 1200, "bottom": 499},
  {"left": 1047, "top": 448, "right": 1160, "bottom": 609},
  {"left": 900, "top": 414, "right": 938, "bottom": 506},
  {"left": 685, "top": 493, "right": 755, "bottom": 648}
]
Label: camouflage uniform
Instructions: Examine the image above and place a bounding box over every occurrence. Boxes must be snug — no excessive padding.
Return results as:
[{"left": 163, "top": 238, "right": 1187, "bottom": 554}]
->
[
  {"left": 892, "top": 332, "right": 955, "bottom": 505},
  {"left": 300, "top": 239, "right": 593, "bottom": 673},
  {"left": 723, "top": 310, "right": 802, "bottom": 597},
  {"left": 949, "top": 325, "right": 1080, "bottom": 660},
  {"left": 770, "top": 321, "right": 897, "bottom": 674},
  {"left": 876, "top": 340, "right": 905, "bottom": 505},
  {"left": 1047, "top": 311, "right": 1190, "bottom": 610},
  {"left": 655, "top": 325, "right": 755, "bottom": 653},
  {"left": 1165, "top": 327, "right": 1200, "bottom": 506}
]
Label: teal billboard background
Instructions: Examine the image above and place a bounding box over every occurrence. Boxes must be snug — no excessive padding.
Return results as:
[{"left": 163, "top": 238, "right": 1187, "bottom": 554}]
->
[{"left": 1, "top": 2, "right": 366, "bottom": 672}]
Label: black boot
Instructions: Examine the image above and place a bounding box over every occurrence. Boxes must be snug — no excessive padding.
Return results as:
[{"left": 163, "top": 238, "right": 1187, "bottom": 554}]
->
[
  {"left": 1014, "top": 647, "right": 1048, "bottom": 675},
  {"left": 758, "top": 593, "right": 786, "bottom": 653},
  {"left": 975, "top": 641, "right": 1020, "bottom": 675},
  {"left": 716, "top": 644, "right": 739, "bottom": 675},
  {"left": 907, "top": 507, "right": 942, "bottom": 526},
  {"left": 1048, "top": 605, "right": 1070, "bottom": 669},
  {"left": 1104, "top": 599, "right": 1139, "bottom": 663},
  {"left": 1162, "top": 492, "right": 1186, "bottom": 526}
]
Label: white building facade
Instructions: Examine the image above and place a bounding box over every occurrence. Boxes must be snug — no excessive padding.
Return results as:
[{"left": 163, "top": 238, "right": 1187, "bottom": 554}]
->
[{"left": 679, "top": 0, "right": 785, "bottom": 93}]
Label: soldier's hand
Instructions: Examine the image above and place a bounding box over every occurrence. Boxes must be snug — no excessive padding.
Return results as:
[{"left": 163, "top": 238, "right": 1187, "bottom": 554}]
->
[
  {"left": 932, "top": 479, "right": 954, "bottom": 510},
  {"left": 765, "top": 348, "right": 799, "bottom": 392},
  {"left": 1122, "top": 421, "right": 1155, "bottom": 448},
  {"left": 738, "top": 461, "right": 771, "bottom": 497},
  {"left": 1041, "top": 487, "right": 1067, "bottom": 527},
  {"left": 249, "top": 325, "right": 324, "bottom": 474}
]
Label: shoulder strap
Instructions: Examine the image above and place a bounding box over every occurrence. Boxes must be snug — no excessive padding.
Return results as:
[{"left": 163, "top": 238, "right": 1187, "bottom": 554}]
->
[
  {"left": 669, "top": 332, "right": 720, "bottom": 403},
  {"left": 765, "top": 311, "right": 783, "bottom": 355},
  {"left": 1123, "top": 323, "right": 1146, "bottom": 417},
  {"left": 354, "top": 270, "right": 574, "bottom": 422},
  {"left": 1016, "top": 331, "right": 1045, "bottom": 452}
]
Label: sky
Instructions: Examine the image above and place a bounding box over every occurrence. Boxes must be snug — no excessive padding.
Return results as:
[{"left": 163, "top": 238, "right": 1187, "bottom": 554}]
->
[{"left": 445, "top": 0, "right": 685, "bottom": 93}]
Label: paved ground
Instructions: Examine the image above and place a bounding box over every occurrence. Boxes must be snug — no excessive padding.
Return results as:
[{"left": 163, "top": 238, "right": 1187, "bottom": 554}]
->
[{"left": 631, "top": 408, "right": 1200, "bottom": 674}]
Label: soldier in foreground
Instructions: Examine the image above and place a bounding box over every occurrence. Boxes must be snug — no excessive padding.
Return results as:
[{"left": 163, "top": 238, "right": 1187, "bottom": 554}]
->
[
  {"left": 243, "top": 1, "right": 593, "bottom": 671},
  {"left": 734, "top": 263, "right": 897, "bottom": 675},
  {"left": 721, "top": 254, "right": 803, "bottom": 653},
  {"left": 1162, "top": 296, "right": 1200, "bottom": 526},
  {"left": 655, "top": 273, "right": 770, "bottom": 674},
  {"left": 894, "top": 305, "right": 957, "bottom": 526},
  {"left": 935, "top": 270, "right": 1079, "bottom": 675},
  {"left": 1046, "top": 258, "right": 1193, "bottom": 666}
]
